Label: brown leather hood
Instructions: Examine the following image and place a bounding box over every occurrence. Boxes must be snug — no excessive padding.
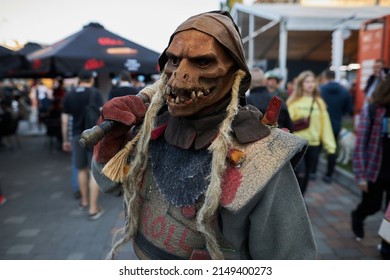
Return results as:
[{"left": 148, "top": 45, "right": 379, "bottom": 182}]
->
[{"left": 158, "top": 11, "right": 251, "bottom": 99}]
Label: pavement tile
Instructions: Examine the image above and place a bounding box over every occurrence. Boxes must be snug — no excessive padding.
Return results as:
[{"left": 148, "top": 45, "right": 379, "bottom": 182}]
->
[
  {"left": 317, "top": 253, "right": 342, "bottom": 260},
  {"left": 67, "top": 252, "right": 86, "bottom": 260},
  {"left": 49, "top": 191, "right": 64, "bottom": 199},
  {"left": 4, "top": 216, "right": 26, "bottom": 224},
  {"left": 333, "top": 247, "right": 362, "bottom": 259},
  {"left": 321, "top": 227, "right": 340, "bottom": 238},
  {"left": 7, "top": 192, "right": 22, "bottom": 200},
  {"left": 315, "top": 239, "right": 334, "bottom": 255},
  {"left": 16, "top": 229, "right": 41, "bottom": 237},
  {"left": 326, "top": 238, "right": 349, "bottom": 248},
  {"left": 6, "top": 244, "right": 34, "bottom": 255}
]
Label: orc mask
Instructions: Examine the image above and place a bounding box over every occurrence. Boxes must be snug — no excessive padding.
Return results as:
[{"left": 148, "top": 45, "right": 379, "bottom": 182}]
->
[{"left": 163, "top": 29, "right": 237, "bottom": 117}]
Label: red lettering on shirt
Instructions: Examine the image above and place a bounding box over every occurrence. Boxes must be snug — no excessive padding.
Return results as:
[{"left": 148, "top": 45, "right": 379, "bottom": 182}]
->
[
  {"left": 179, "top": 228, "right": 192, "bottom": 253},
  {"left": 163, "top": 224, "right": 176, "bottom": 253},
  {"left": 151, "top": 216, "right": 166, "bottom": 239},
  {"left": 140, "top": 206, "right": 198, "bottom": 255}
]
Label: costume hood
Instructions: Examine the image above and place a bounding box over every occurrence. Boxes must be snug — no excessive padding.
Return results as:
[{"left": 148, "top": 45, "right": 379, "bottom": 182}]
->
[{"left": 158, "top": 10, "right": 251, "bottom": 99}]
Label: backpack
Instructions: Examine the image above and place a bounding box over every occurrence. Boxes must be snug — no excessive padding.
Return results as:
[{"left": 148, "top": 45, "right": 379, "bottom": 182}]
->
[{"left": 84, "top": 88, "right": 101, "bottom": 130}]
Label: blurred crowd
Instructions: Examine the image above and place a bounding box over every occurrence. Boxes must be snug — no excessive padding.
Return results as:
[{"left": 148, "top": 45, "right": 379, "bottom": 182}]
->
[
  {"left": 245, "top": 59, "right": 389, "bottom": 259},
  {"left": 0, "top": 73, "right": 157, "bottom": 149},
  {"left": 0, "top": 71, "right": 155, "bottom": 218},
  {"left": 0, "top": 59, "right": 389, "bottom": 258}
]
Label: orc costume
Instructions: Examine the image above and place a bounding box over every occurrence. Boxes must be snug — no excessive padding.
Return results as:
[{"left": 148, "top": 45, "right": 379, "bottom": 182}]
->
[{"left": 92, "top": 11, "right": 316, "bottom": 260}]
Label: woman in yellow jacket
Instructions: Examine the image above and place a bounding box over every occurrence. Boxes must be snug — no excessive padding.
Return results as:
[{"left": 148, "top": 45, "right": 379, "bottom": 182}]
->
[{"left": 287, "top": 70, "right": 336, "bottom": 196}]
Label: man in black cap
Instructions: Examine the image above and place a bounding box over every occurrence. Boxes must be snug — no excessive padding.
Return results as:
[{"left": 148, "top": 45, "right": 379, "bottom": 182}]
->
[
  {"left": 92, "top": 11, "right": 316, "bottom": 260},
  {"left": 247, "top": 67, "right": 292, "bottom": 131},
  {"left": 265, "top": 69, "right": 289, "bottom": 101}
]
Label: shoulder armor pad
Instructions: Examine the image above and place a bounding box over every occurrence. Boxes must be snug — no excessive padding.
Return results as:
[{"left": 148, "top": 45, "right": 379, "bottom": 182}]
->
[{"left": 220, "top": 128, "right": 307, "bottom": 213}]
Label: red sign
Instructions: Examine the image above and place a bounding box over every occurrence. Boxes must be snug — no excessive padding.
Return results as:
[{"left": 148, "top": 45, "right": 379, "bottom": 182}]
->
[
  {"left": 358, "top": 28, "right": 383, "bottom": 92},
  {"left": 355, "top": 21, "right": 386, "bottom": 115},
  {"left": 354, "top": 15, "right": 390, "bottom": 117},
  {"left": 84, "top": 58, "right": 105, "bottom": 70},
  {"left": 33, "top": 59, "right": 42, "bottom": 70},
  {"left": 98, "top": 37, "right": 125, "bottom": 46}
]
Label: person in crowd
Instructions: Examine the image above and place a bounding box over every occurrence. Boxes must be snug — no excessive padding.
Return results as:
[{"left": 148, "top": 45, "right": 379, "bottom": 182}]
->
[
  {"left": 0, "top": 81, "right": 6, "bottom": 147},
  {"left": 35, "top": 80, "right": 51, "bottom": 131},
  {"left": 286, "top": 80, "right": 295, "bottom": 96},
  {"left": 91, "top": 10, "right": 316, "bottom": 260},
  {"left": 61, "top": 70, "right": 104, "bottom": 220},
  {"left": 52, "top": 77, "right": 65, "bottom": 102},
  {"left": 108, "top": 70, "right": 138, "bottom": 100},
  {"left": 364, "top": 59, "right": 384, "bottom": 108},
  {"left": 286, "top": 70, "right": 336, "bottom": 196},
  {"left": 319, "top": 69, "right": 353, "bottom": 183},
  {"left": 246, "top": 67, "right": 292, "bottom": 130},
  {"left": 349, "top": 79, "right": 357, "bottom": 112},
  {"left": 0, "top": 180, "right": 6, "bottom": 206},
  {"left": 38, "top": 92, "right": 52, "bottom": 126},
  {"left": 45, "top": 97, "right": 62, "bottom": 149},
  {"left": 264, "top": 69, "right": 289, "bottom": 101},
  {"left": 351, "top": 67, "right": 390, "bottom": 260},
  {"left": 0, "top": 187, "right": 7, "bottom": 206},
  {"left": 134, "top": 75, "right": 146, "bottom": 91},
  {"left": 68, "top": 115, "right": 80, "bottom": 199},
  {"left": 0, "top": 84, "right": 20, "bottom": 148}
]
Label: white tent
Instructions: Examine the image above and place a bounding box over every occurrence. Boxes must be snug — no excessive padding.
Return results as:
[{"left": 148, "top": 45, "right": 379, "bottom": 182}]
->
[{"left": 231, "top": 3, "right": 390, "bottom": 82}]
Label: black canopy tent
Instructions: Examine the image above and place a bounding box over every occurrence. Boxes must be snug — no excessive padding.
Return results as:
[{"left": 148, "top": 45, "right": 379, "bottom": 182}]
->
[
  {"left": 0, "top": 45, "right": 15, "bottom": 58},
  {"left": 27, "top": 22, "right": 161, "bottom": 78},
  {"left": 17, "top": 42, "right": 44, "bottom": 56},
  {"left": 0, "top": 45, "right": 25, "bottom": 78},
  {"left": 1, "top": 42, "right": 45, "bottom": 78}
]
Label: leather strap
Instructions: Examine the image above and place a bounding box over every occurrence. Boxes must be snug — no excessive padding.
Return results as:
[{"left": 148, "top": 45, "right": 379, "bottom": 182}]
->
[{"left": 134, "top": 233, "right": 185, "bottom": 260}]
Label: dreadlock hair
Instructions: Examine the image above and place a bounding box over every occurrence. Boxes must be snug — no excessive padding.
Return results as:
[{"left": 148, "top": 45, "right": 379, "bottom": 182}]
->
[{"left": 106, "top": 69, "right": 246, "bottom": 260}]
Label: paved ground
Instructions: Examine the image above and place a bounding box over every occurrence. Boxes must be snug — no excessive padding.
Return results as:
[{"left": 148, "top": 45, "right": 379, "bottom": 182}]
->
[{"left": 0, "top": 121, "right": 384, "bottom": 260}]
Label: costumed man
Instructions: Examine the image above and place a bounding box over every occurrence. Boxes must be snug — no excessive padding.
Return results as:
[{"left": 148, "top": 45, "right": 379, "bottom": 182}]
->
[{"left": 91, "top": 11, "right": 316, "bottom": 260}]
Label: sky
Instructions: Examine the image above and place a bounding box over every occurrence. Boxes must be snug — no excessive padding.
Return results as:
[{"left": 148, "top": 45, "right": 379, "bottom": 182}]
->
[{"left": 0, "top": 0, "right": 252, "bottom": 54}]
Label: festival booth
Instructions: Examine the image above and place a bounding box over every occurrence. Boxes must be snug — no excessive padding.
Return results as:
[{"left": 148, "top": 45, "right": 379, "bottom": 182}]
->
[
  {"left": 27, "top": 22, "right": 160, "bottom": 78},
  {"left": 231, "top": 3, "right": 390, "bottom": 85},
  {"left": 26, "top": 22, "right": 161, "bottom": 98}
]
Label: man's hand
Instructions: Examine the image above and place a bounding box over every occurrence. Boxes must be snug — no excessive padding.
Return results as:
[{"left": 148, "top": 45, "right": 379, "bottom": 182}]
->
[
  {"left": 358, "top": 181, "right": 368, "bottom": 192},
  {"left": 61, "top": 113, "right": 71, "bottom": 153},
  {"left": 93, "top": 95, "right": 147, "bottom": 163},
  {"left": 62, "top": 141, "right": 71, "bottom": 153},
  {"left": 101, "top": 95, "right": 146, "bottom": 125}
]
